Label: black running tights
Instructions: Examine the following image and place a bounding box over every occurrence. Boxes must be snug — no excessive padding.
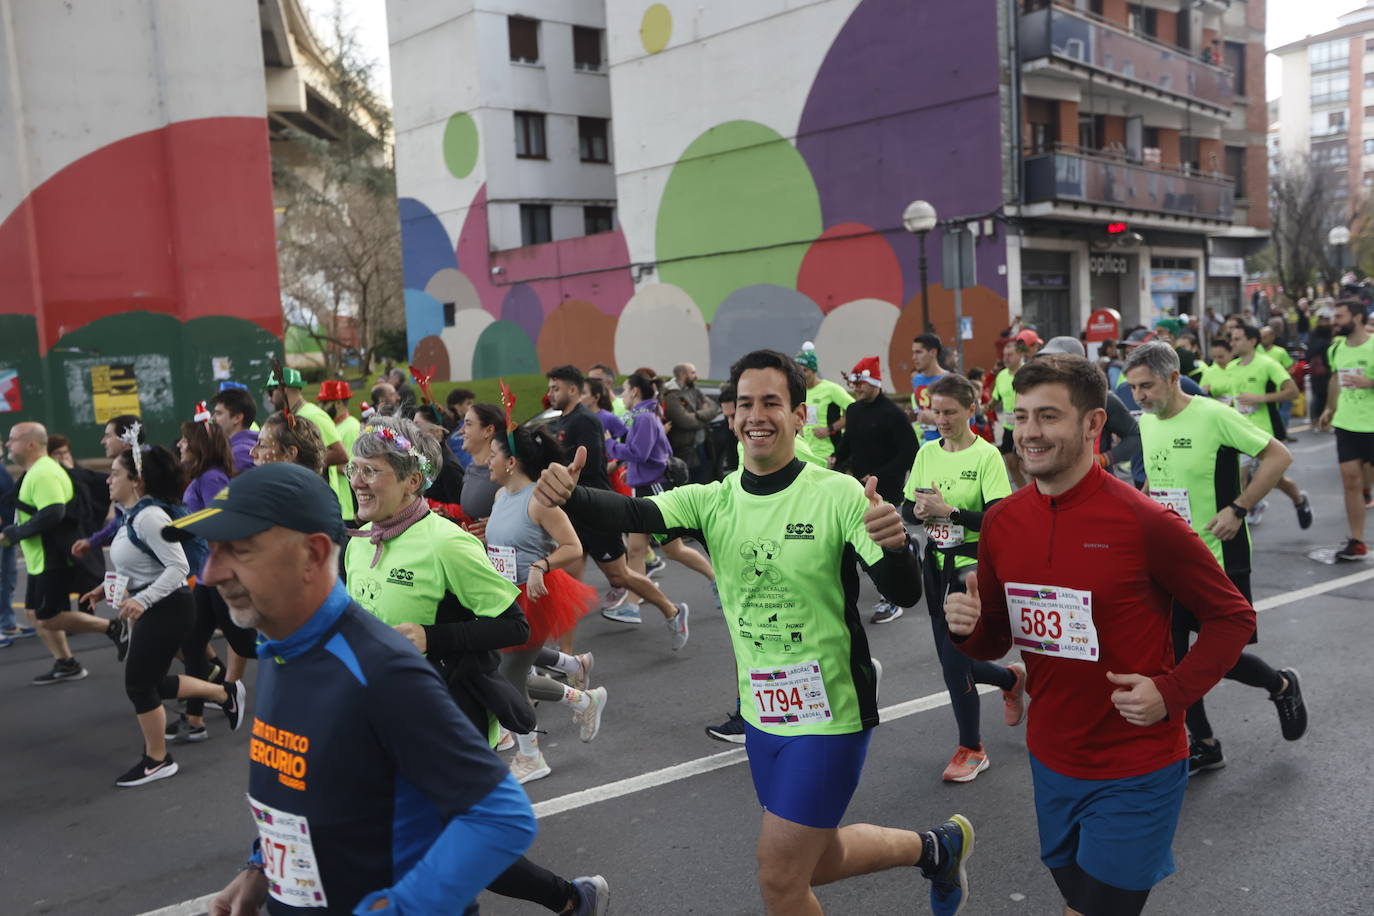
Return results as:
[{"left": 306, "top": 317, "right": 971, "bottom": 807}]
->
[
  {"left": 923, "top": 560, "right": 1016, "bottom": 749},
  {"left": 183, "top": 585, "right": 257, "bottom": 716},
  {"left": 126, "top": 588, "right": 194, "bottom": 714},
  {"left": 1172, "top": 617, "right": 1282, "bottom": 742}
]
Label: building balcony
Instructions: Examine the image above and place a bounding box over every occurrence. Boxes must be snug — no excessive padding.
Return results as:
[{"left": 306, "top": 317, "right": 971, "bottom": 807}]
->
[
  {"left": 1023, "top": 149, "right": 1235, "bottom": 223},
  {"left": 1018, "top": 5, "right": 1235, "bottom": 117}
]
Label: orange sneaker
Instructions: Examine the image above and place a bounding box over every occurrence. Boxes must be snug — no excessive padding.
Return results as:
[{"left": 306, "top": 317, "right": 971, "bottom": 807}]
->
[
  {"left": 1003, "top": 662, "right": 1027, "bottom": 727},
  {"left": 942, "top": 745, "right": 989, "bottom": 783}
]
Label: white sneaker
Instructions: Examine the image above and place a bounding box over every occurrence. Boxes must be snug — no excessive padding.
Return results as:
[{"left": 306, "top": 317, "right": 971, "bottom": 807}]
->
[
  {"left": 599, "top": 587, "right": 628, "bottom": 611},
  {"left": 510, "top": 751, "right": 551, "bottom": 784},
  {"left": 666, "top": 603, "right": 689, "bottom": 651},
  {"left": 576, "top": 686, "right": 608, "bottom": 742},
  {"left": 601, "top": 604, "right": 642, "bottom": 625},
  {"left": 570, "top": 652, "right": 594, "bottom": 691},
  {"left": 495, "top": 729, "right": 515, "bottom": 752}
]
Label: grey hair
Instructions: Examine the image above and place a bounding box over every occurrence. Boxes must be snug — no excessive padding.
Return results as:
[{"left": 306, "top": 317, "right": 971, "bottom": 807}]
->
[
  {"left": 1123, "top": 340, "right": 1180, "bottom": 380},
  {"left": 352, "top": 415, "right": 441, "bottom": 492}
]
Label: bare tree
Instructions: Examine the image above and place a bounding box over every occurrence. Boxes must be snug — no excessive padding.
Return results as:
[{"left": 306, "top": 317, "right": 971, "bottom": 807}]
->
[
  {"left": 275, "top": 6, "right": 402, "bottom": 374},
  {"left": 1269, "top": 153, "right": 1343, "bottom": 300}
]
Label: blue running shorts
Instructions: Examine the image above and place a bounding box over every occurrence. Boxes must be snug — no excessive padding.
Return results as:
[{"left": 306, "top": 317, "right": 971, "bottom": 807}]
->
[
  {"left": 1030, "top": 753, "right": 1188, "bottom": 891},
  {"left": 743, "top": 723, "right": 871, "bottom": 829}
]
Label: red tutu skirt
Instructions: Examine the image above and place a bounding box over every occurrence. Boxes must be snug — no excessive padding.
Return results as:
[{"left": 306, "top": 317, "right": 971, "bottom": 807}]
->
[{"left": 507, "top": 567, "right": 598, "bottom": 652}]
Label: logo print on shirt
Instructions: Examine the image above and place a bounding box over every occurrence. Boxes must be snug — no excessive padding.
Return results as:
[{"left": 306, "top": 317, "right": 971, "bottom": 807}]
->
[
  {"left": 740, "top": 539, "right": 783, "bottom": 585},
  {"left": 387, "top": 567, "right": 415, "bottom": 587},
  {"left": 784, "top": 522, "right": 815, "bottom": 541},
  {"left": 1173, "top": 437, "right": 1192, "bottom": 449},
  {"left": 960, "top": 470, "right": 978, "bottom": 480}
]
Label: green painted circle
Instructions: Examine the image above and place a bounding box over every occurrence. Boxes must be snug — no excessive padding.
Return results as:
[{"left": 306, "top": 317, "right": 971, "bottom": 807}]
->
[
  {"left": 442, "top": 112, "right": 479, "bottom": 178},
  {"left": 656, "top": 121, "right": 822, "bottom": 321},
  {"left": 473, "top": 321, "right": 540, "bottom": 379}
]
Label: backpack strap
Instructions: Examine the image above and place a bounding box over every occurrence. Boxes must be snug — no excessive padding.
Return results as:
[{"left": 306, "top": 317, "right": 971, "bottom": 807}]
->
[{"left": 122, "top": 500, "right": 164, "bottom": 566}]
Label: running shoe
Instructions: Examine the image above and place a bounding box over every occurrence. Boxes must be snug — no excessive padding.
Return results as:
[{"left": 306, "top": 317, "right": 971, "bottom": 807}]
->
[
  {"left": 222, "top": 681, "right": 247, "bottom": 731},
  {"left": 569, "top": 652, "right": 594, "bottom": 691},
  {"left": 666, "top": 603, "right": 689, "bottom": 650},
  {"left": 31, "top": 658, "right": 87, "bottom": 686},
  {"left": 107, "top": 617, "right": 131, "bottom": 662},
  {"left": 495, "top": 729, "right": 515, "bottom": 752},
  {"left": 645, "top": 556, "right": 666, "bottom": 577},
  {"left": 571, "top": 875, "right": 609, "bottom": 916},
  {"left": 510, "top": 751, "right": 551, "bottom": 784},
  {"left": 1248, "top": 499, "right": 1266, "bottom": 526},
  {"left": 576, "top": 686, "right": 608, "bottom": 742},
  {"left": 165, "top": 714, "right": 209, "bottom": 744},
  {"left": 705, "top": 709, "right": 746, "bottom": 744},
  {"left": 0, "top": 633, "right": 10, "bottom": 649},
  {"left": 871, "top": 601, "right": 904, "bottom": 624},
  {"left": 1187, "top": 738, "right": 1224, "bottom": 775},
  {"left": 115, "top": 754, "right": 179, "bottom": 788},
  {"left": 942, "top": 746, "right": 990, "bottom": 783},
  {"left": 1, "top": 623, "right": 37, "bottom": 639},
  {"left": 1002, "top": 662, "right": 1027, "bottom": 727},
  {"left": 601, "top": 604, "right": 642, "bottom": 625},
  {"left": 1271, "top": 668, "right": 1307, "bottom": 741},
  {"left": 205, "top": 655, "right": 226, "bottom": 685},
  {"left": 1294, "top": 493, "right": 1314, "bottom": 530},
  {"left": 1335, "top": 539, "right": 1369, "bottom": 560},
  {"left": 1364, "top": 488, "right": 1373, "bottom": 509},
  {"left": 598, "top": 587, "right": 628, "bottom": 612},
  {"left": 922, "top": 813, "right": 974, "bottom": 916}
]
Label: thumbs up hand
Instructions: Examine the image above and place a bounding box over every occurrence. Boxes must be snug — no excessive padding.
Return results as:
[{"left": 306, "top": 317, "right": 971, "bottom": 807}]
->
[
  {"left": 535, "top": 445, "right": 586, "bottom": 507},
  {"left": 944, "top": 571, "right": 983, "bottom": 636},
  {"left": 862, "top": 476, "right": 907, "bottom": 549}
]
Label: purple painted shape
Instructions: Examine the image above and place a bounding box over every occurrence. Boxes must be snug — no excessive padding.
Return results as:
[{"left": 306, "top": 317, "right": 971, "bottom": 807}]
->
[
  {"left": 796, "top": 0, "right": 1007, "bottom": 301},
  {"left": 500, "top": 283, "right": 544, "bottom": 340}
]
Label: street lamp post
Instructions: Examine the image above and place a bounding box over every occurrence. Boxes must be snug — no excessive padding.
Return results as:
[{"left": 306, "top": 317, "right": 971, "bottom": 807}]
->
[
  {"left": 1328, "top": 225, "right": 1351, "bottom": 289},
  {"left": 903, "top": 200, "right": 938, "bottom": 333}
]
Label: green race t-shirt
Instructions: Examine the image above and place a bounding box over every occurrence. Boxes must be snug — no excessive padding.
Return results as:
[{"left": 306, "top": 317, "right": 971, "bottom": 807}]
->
[
  {"left": 1200, "top": 361, "right": 1232, "bottom": 401},
  {"left": 649, "top": 463, "right": 884, "bottom": 736},
  {"left": 736, "top": 433, "right": 824, "bottom": 469},
  {"left": 802, "top": 379, "right": 854, "bottom": 461},
  {"left": 992, "top": 367, "right": 1016, "bottom": 419},
  {"left": 344, "top": 512, "right": 519, "bottom": 627},
  {"left": 1139, "top": 396, "right": 1270, "bottom": 571},
  {"left": 1329, "top": 335, "right": 1374, "bottom": 433},
  {"left": 335, "top": 414, "right": 361, "bottom": 452},
  {"left": 1260, "top": 343, "right": 1293, "bottom": 370},
  {"left": 1223, "top": 353, "right": 1290, "bottom": 437},
  {"left": 15, "top": 455, "right": 72, "bottom": 575},
  {"left": 903, "top": 437, "right": 1011, "bottom": 571},
  {"left": 297, "top": 401, "right": 353, "bottom": 520}
]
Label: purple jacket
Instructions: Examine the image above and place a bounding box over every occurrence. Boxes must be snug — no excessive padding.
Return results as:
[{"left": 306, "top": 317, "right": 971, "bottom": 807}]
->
[
  {"left": 230, "top": 429, "right": 258, "bottom": 474},
  {"left": 604, "top": 402, "right": 671, "bottom": 487},
  {"left": 183, "top": 467, "right": 231, "bottom": 513}
]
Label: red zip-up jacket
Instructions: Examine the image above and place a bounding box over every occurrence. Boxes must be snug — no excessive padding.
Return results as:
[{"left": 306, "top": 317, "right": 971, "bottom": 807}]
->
[{"left": 957, "top": 464, "right": 1255, "bottom": 779}]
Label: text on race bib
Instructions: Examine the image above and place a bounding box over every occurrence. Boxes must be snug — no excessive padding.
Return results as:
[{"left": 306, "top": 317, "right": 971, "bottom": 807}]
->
[
  {"left": 249, "top": 795, "right": 328, "bottom": 908},
  {"left": 805, "top": 404, "right": 819, "bottom": 426},
  {"left": 1148, "top": 488, "right": 1193, "bottom": 524},
  {"left": 1004, "top": 582, "right": 1098, "bottom": 662},
  {"left": 487, "top": 545, "right": 518, "bottom": 584},
  {"left": 925, "top": 521, "right": 965, "bottom": 548},
  {"left": 1236, "top": 400, "right": 1256, "bottom": 415},
  {"left": 749, "top": 660, "right": 832, "bottom": 726},
  {"left": 104, "top": 572, "right": 129, "bottom": 606},
  {"left": 1338, "top": 367, "right": 1367, "bottom": 389}
]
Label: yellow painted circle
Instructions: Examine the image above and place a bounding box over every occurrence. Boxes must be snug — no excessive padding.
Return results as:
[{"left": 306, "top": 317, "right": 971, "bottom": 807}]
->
[{"left": 641, "top": 4, "right": 672, "bottom": 54}]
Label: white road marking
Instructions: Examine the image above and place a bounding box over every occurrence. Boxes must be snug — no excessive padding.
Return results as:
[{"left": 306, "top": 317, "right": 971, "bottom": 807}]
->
[{"left": 135, "top": 566, "right": 1374, "bottom": 916}]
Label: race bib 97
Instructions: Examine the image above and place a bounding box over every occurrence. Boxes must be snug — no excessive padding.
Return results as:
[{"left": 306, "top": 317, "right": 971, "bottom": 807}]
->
[{"left": 249, "top": 795, "right": 328, "bottom": 908}]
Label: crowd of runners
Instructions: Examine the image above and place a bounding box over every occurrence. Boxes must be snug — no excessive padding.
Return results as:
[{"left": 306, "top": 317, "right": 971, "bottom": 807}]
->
[{"left": 0, "top": 294, "right": 1370, "bottom": 916}]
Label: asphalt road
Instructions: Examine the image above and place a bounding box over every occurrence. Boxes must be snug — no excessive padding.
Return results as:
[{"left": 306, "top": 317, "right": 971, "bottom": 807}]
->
[{"left": 1, "top": 428, "right": 1371, "bottom": 916}]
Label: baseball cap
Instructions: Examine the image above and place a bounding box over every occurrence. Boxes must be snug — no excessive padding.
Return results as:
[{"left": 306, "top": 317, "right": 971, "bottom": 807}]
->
[
  {"left": 1038, "top": 336, "right": 1086, "bottom": 357},
  {"left": 1015, "top": 329, "right": 1043, "bottom": 348},
  {"left": 162, "top": 463, "right": 345, "bottom": 544}
]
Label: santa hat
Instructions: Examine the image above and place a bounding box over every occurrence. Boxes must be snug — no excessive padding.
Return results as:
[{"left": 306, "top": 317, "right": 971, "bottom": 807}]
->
[{"left": 848, "top": 356, "right": 882, "bottom": 387}]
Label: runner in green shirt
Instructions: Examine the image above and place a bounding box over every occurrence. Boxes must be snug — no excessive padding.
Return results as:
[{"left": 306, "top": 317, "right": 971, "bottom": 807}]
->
[
  {"left": 531, "top": 349, "right": 973, "bottom": 916},
  {"left": 1225, "top": 325, "right": 1312, "bottom": 529},
  {"left": 1126, "top": 341, "right": 1307, "bottom": 773},
  {"left": 2, "top": 422, "right": 115, "bottom": 683},
  {"left": 342, "top": 417, "right": 524, "bottom": 748},
  {"left": 267, "top": 368, "right": 353, "bottom": 523},
  {"left": 795, "top": 342, "right": 854, "bottom": 464},
  {"left": 901, "top": 374, "right": 1021, "bottom": 785},
  {"left": 1316, "top": 299, "right": 1374, "bottom": 559},
  {"left": 991, "top": 337, "right": 1030, "bottom": 488},
  {"left": 1199, "top": 338, "right": 1235, "bottom": 404}
]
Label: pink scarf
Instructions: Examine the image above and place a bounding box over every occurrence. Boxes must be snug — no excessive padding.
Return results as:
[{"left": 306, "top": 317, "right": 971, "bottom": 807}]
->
[{"left": 347, "top": 497, "right": 430, "bottom": 568}]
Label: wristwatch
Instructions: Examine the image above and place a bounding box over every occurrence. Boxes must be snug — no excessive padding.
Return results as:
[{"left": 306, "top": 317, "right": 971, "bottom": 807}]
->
[
  {"left": 1228, "top": 502, "right": 1248, "bottom": 518},
  {"left": 948, "top": 508, "right": 962, "bottom": 525}
]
